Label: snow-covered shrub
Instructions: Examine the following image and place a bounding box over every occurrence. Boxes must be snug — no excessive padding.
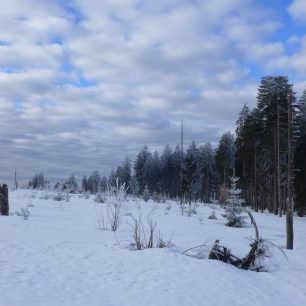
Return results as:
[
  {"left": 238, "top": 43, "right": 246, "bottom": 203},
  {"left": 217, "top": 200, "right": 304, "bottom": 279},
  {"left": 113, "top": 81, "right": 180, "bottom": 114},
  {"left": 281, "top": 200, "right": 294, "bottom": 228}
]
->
[
  {"left": 78, "top": 191, "right": 91, "bottom": 199},
  {"left": 152, "top": 192, "right": 166, "bottom": 203},
  {"left": 95, "top": 205, "right": 108, "bottom": 230},
  {"left": 53, "top": 193, "right": 63, "bottom": 201},
  {"left": 164, "top": 202, "right": 172, "bottom": 215},
  {"left": 180, "top": 202, "right": 187, "bottom": 216},
  {"left": 53, "top": 181, "right": 72, "bottom": 202},
  {"left": 95, "top": 191, "right": 106, "bottom": 203},
  {"left": 29, "top": 191, "right": 37, "bottom": 199},
  {"left": 142, "top": 185, "right": 150, "bottom": 202},
  {"left": 39, "top": 191, "right": 51, "bottom": 200},
  {"left": 209, "top": 193, "right": 219, "bottom": 206},
  {"left": 83, "top": 192, "right": 91, "bottom": 199},
  {"left": 198, "top": 214, "right": 204, "bottom": 224},
  {"left": 15, "top": 206, "right": 31, "bottom": 220},
  {"left": 128, "top": 215, "right": 173, "bottom": 250},
  {"left": 25, "top": 200, "right": 35, "bottom": 208},
  {"left": 180, "top": 203, "right": 197, "bottom": 217},
  {"left": 156, "top": 232, "right": 175, "bottom": 249},
  {"left": 222, "top": 176, "right": 246, "bottom": 227},
  {"left": 187, "top": 204, "right": 197, "bottom": 217},
  {"left": 94, "top": 178, "right": 127, "bottom": 231},
  {"left": 53, "top": 189, "right": 71, "bottom": 203},
  {"left": 107, "top": 203, "right": 124, "bottom": 231},
  {"left": 208, "top": 210, "right": 218, "bottom": 220},
  {"left": 194, "top": 202, "right": 200, "bottom": 208},
  {"left": 106, "top": 178, "right": 128, "bottom": 231},
  {"left": 165, "top": 202, "right": 171, "bottom": 211}
]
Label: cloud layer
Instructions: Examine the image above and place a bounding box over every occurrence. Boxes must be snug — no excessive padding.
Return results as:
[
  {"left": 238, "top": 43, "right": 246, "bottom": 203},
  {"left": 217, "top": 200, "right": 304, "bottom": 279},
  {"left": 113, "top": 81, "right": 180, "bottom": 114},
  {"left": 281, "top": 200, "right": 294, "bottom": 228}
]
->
[{"left": 0, "top": 0, "right": 305, "bottom": 182}]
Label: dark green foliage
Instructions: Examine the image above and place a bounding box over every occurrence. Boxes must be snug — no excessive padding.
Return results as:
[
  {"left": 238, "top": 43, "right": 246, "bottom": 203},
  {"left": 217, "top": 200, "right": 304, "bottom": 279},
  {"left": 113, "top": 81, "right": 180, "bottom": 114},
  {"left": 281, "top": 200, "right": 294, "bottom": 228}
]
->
[
  {"left": 82, "top": 175, "right": 89, "bottom": 192},
  {"left": 131, "top": 141, "right": 218, "bottom": 202},
  {"left": 215, "top": 132, "right": 235, "bottom": 186},
  {"left": 28, "top": 172, "right": 46, "bottom": 190},
  {"left": 65, "top": 174, "right": 78, "bottom": 193},
  {"left": 86, "top": 171, "right": 102, "bottom": 194},
  {"left": 134, "top": 145, "right": 152, "bottom": 195},
  {"left": 222, "top": 177, "right": 246, "bottom": 228},
  {"left": 235, "top": 76, "right": 297, "bottom": 215},
  {"left": 115, "top": 156, "right": 132, "bottom": 193},
  {"left": 294, "top": 89, "right": 306, "bottom": 216}
]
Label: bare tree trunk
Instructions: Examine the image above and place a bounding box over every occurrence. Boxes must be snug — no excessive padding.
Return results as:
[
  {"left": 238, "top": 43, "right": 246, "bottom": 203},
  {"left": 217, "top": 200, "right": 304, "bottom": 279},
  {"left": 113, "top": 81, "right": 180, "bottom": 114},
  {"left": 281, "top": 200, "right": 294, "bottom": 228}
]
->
[
  {"left": 14, "top": 167, "right": 18, "bottom": 190},
  {"left": 250, "top": 181, "right": 254, "bottom": 209},
  {"left": 254, "top": 147, "right": 258, "bottom": 212},
  {"left": 242, "top": 161, "right": 246, "bottom": 201},
  {"left": 261, "top": 192, "right": 265, "bottom": 213},
  {"left": 0, "top": 184, "right": 9, "bottom": 216},
  {"left": 273, "top": 126, "right": 279, "bottom": 215},
  {"left": 286, "top": 92, "right": 294, "bottom": 249},
  {"left": 204, "top": 173, "right": 209, "bottom": 203},
  {"left": 180, "top": 119, "right": 184, "bottom": 205},
  {"left": 277, "top": 106, "right": 282, "bottom": 217},
  {"left": 269, "top": 179, "right": 274, "bottom": 213}
]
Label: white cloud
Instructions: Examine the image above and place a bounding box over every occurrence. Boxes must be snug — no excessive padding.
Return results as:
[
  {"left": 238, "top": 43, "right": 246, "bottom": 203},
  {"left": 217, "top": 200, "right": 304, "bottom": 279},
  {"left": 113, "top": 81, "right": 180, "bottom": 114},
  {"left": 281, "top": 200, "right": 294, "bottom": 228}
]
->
[
  {"left": 267, "top": 35, "right": 306, "bottom": 76},
  {"left": 0, "top": 0, "right": 304, "bottom": 181},
  {"left": 288, "top": 0, "right": 306, "bottom": 22}
]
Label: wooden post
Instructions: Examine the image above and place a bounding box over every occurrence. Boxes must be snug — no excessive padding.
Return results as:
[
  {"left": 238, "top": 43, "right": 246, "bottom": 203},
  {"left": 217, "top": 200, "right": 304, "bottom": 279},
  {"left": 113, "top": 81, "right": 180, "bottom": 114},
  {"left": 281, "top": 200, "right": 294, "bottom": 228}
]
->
[{"left": 0, "top": 184, "right": 9, "bottom": 216}]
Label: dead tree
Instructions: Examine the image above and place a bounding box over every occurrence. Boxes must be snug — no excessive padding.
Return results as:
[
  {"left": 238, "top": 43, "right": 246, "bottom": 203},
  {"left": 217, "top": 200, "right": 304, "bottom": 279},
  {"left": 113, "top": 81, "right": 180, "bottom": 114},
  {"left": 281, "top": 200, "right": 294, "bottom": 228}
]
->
[
  {"left": 0, "top": 184, "right": 9, "bottom": 216},
  {"left": 208, "top": 211, "right": 266, "bottom": 271},
  {"left": 184, "top": 211, "right": 267, "bottom": 271}
]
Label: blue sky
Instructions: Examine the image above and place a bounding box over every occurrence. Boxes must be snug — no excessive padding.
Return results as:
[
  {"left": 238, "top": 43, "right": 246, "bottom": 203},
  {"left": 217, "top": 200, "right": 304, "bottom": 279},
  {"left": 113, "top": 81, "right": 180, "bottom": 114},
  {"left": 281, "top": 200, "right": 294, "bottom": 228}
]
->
[{"left": 0, "top": 0, "right": 306, "bottom": 182}]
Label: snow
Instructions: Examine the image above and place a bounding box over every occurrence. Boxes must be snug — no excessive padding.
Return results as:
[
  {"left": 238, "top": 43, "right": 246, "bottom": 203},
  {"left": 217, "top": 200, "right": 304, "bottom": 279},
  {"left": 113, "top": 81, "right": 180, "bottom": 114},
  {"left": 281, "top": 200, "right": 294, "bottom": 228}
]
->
[{"left": 1, "top": 189, "right": 306, "bottom": 306}]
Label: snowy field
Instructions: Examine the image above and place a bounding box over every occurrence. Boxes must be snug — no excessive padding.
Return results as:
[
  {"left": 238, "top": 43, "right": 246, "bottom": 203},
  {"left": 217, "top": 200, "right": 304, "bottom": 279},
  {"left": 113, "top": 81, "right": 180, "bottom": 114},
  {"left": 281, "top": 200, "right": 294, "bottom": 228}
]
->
[{"left": 1, "top": 189, "right": 306, "bottom": 306}]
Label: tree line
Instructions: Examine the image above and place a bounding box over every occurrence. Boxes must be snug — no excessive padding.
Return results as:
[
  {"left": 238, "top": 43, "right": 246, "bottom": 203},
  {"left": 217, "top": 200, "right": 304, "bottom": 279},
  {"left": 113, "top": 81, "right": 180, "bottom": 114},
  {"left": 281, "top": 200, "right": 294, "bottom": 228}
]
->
[
  {"left": 27, "top": 76, "right": 306, "bottom": 217},
  {"left": 235, "top": 76, "right": 306, "bottom": 217}
]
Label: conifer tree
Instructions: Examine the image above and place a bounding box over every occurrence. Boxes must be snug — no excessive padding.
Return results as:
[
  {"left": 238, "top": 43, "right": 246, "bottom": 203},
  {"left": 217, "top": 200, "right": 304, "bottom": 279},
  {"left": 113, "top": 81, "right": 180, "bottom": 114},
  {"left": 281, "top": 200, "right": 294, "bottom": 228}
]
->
[
  {"left": 294, "top": 89, "right": 306, "bottom": 216},
  {"left": 222, "top": 176, "right": 246, "bottom": 227},
  {"left": 215, "top": 132, "right": 235, "bottom": 187}
]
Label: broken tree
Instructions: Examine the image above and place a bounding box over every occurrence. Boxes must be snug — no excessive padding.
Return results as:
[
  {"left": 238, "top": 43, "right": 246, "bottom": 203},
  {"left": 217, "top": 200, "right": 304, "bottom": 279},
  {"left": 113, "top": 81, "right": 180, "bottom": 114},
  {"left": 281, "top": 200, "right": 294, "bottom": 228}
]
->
[{"left": 0, "top": 184, "right": 9, "bottom": 216}]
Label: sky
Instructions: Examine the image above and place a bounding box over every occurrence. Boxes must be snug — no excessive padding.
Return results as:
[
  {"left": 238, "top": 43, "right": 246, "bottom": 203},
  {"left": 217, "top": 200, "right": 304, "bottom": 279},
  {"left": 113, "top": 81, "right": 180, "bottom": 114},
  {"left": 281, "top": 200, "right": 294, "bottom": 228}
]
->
[{"left": 1, "top": 0, "right": 306, "bottom": 183}]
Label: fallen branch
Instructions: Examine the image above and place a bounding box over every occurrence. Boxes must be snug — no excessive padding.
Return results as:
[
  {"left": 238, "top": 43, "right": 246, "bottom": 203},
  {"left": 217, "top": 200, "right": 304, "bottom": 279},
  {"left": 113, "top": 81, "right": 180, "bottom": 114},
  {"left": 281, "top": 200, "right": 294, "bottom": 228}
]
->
[
  {"left": 247, "top": 210, "right": 259, "bottom": 240},
  {"left": 183, "top": 211, "right": 268, "bottom": 272}
]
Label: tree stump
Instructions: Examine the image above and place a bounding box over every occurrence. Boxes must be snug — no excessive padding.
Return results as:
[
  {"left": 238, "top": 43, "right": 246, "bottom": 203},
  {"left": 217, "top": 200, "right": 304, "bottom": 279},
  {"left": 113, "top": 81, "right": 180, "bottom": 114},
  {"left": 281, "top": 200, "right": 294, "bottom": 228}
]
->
[{"left": 0, "top": 184, "right": 9, "bottom": 216}]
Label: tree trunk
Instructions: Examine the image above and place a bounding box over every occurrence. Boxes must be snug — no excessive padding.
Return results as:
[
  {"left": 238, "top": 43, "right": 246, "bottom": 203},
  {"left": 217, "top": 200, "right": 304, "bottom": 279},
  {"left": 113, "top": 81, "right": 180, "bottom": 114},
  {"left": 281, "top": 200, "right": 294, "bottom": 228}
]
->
[
  {"left": 0, "top": 184, "right": 9, "bottom": 216},
  {"left": 254, "top": 147, "right": 258, "bottom": 212},
  {"left": 286, "top": 92, "right": 294, "bottom": 249},
  {"left": 180, "top": 120, "right": 184, "bottom": 205},
  {"left": 204, "top": 172, "right": 209, "bottom": 202},
  {"left": 273, "top": 127, "right": 278, "bottom": 215},
  {"left": 277, "top": 106, "right": 282, "bottom": 217}
]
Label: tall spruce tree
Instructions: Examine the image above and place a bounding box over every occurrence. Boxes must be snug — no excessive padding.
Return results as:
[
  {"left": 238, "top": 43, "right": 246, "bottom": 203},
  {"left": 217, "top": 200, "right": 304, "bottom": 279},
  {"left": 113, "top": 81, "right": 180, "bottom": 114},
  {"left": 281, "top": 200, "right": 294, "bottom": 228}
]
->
[
  {"left": 184, "top": 141, "right": 199, "bottom": 202},
  {"left": 197, "top": 143, "right": 216, "bottom": 202},
  {"left": 215, "top": 132, "right": 235, "bottom": 187},
  {"left": 257, "top": 76, "right": 293, "bottom": 216},
  {"left": 294, "top": 89, "right": 306, "bottom": 216},
  {"left": 134, "top": 145, "right": 152, "bottom": 194},
  {"left": 121, "top": 156, "right": 132, "bottom": 193}
]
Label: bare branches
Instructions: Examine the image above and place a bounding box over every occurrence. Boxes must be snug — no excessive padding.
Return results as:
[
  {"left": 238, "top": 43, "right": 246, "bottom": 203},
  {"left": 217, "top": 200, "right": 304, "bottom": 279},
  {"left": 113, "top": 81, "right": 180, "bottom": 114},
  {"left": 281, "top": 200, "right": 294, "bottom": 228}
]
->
[
  {"left": 106, "top": 178, "right": 128, "bottom": 232},
  {"left": 183, "top": 212, "right": 269, "bottom": 272},
  {"left": 128, "top": 214, "right": 173, "bottom": 251},
  {"left": 247, "top": 210, "right": 259, "bottom": 240}
]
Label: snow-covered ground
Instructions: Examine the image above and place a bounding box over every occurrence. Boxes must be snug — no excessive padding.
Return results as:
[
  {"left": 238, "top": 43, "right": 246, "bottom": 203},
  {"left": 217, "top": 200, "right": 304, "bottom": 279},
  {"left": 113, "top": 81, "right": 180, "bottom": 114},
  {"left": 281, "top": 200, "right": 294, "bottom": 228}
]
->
[{"left": 1, "top": 189, "right": 306, "bottom": 306}]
